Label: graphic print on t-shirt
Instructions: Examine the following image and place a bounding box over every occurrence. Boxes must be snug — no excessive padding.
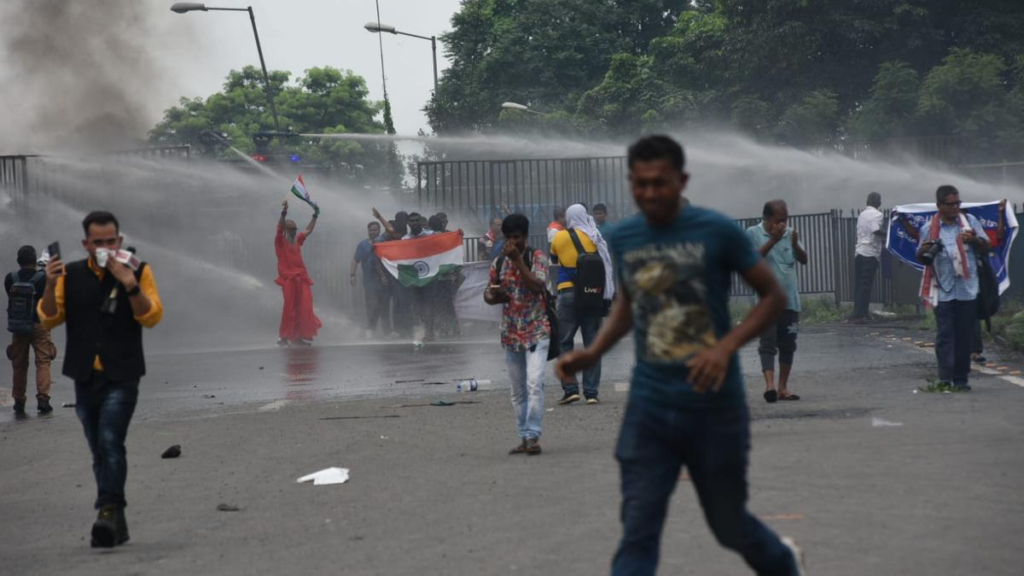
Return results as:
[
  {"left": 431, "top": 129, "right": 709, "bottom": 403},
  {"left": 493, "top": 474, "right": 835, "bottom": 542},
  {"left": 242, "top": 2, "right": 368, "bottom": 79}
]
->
[{"left": 621, "top": 242, "right": 716, "bottom": 363}]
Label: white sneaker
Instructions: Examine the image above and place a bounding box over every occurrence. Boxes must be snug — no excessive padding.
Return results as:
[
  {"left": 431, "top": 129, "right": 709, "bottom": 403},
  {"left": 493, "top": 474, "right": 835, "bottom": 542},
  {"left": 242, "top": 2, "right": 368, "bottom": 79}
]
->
[{"left": 781, "top": 536, "right": 806, "bottom": 576}]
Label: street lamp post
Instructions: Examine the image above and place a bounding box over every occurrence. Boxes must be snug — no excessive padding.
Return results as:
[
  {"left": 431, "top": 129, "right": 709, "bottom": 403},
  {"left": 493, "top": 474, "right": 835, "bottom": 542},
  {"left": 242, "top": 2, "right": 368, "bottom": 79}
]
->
[
  {"left": 171, "top": 3, "right": 281, "bottom": 132},
  {"left": 364, "top": 22, "right": 439, "bottom": 95},
  {"left": 501, "top": 102, "right": 545, "bottom": 115}
]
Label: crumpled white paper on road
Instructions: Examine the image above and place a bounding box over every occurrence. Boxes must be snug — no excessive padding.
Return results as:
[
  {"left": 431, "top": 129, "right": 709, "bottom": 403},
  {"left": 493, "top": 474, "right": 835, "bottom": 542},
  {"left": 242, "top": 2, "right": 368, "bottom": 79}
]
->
[
  {"left": 871, "top": 417, "right": 903, "bottom": 428},
  {"left": 297, "top": 467, "right": 350, "bottom": 486}
]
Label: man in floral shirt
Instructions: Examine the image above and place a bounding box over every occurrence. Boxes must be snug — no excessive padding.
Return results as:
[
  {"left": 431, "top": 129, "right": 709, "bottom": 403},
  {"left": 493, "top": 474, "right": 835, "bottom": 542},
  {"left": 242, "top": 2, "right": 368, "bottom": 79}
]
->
[{"left": 485, "top": 214, "right": 551, "bottom": 455}]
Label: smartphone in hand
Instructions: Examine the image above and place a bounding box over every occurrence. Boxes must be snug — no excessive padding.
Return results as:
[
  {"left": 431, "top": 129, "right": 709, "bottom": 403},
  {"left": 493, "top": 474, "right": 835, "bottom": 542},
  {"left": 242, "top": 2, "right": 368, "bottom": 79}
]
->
[{"left": 47, "top": 241, "right": 61, "bottom": 261}]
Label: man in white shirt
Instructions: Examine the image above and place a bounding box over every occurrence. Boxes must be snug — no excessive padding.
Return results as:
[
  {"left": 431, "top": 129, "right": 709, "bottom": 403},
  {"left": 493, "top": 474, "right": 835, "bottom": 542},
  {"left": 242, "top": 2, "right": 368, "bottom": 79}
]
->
[
  {"left": 401, "top": 213, "right": 436, "bottom": 240},
  {"left": 852, "top": 192, "right": 885, "bottom": 322}
]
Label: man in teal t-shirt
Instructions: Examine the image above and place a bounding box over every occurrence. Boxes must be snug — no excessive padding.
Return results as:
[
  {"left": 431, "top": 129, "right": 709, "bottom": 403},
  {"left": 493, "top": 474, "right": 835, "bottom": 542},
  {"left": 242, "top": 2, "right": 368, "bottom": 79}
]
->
[
  {"left": 557, "top": 136, "right": 803, "bottom": 576},
  {"left": 746, "top": 199, "right": 808, "bottom": 404}
]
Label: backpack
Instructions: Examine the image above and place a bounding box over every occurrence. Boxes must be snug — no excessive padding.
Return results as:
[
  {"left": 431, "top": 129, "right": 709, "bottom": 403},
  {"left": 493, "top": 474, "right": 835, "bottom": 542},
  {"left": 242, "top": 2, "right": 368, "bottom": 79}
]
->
[
  {"left": 975, "top": 249, "right": 1000, "bottom": 330},
  {"left": 7, "top": 270, "right": 44, "bottom": 335},
  {"left": 567, "top": 229, "right": 607, "bottom": 310},
  {"left": 495, "top": 249, "right": 560, "bottom": 361}
]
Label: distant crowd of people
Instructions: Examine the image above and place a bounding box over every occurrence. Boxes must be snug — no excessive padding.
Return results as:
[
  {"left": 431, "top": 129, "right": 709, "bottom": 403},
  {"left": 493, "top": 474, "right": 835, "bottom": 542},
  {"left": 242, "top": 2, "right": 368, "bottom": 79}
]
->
[{"left": 349, "top": 208, "right": 459, "bottom": 341}]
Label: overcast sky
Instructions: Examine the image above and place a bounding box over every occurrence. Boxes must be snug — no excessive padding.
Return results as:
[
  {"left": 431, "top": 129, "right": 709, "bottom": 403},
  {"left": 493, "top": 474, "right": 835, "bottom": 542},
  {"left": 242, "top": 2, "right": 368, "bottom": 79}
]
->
[{"left": 159, "top": 0, "right": 462, "bottom": 135}]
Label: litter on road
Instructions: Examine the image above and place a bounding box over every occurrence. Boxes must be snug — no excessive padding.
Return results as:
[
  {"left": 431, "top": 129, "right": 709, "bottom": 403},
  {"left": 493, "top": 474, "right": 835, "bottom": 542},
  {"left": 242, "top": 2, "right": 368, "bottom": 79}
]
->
[
  {"left": 872, "top": 417, "right": 904, "bottom": 427},
  {"left": 161, "top": 445, "right": 182, "bottom": 459},
  {"left": 297, "top": 467, "right": 350, "bottom": 486},
  {"left": 217, "top": 504, "right": 241, "bottom": 512}
]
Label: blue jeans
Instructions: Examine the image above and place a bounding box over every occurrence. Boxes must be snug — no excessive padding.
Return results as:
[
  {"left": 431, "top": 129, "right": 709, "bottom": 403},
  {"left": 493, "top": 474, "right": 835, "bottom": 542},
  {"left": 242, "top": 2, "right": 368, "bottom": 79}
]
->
[
  {"left": 612, "top": 398, "right": 797, "bottom": 576},
  {"left": 505, "top": 339, "right": 549, "bottom": 439},
  {"left": 556, "top": 291, "right": 602, "bottom": 398},
  {"left": 935, "top": 299, "right": 975, "bottom": 386},
  {"left": 75, "top": 373, "right": 139, "bottom": 509}
]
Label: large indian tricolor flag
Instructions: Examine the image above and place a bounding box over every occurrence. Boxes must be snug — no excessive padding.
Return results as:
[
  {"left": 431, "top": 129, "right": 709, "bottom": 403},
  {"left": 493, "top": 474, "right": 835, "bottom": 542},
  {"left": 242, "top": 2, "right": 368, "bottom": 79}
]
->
[{"left": 374, "top": 231, "right": 464, "bottom": 287}]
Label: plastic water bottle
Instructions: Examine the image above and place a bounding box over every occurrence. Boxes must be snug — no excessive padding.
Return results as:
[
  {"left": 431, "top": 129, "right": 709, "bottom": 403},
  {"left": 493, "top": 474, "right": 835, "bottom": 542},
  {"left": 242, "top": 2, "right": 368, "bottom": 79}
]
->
[{"left": 457, "top": 379, "right": 479, "bottom": 393}]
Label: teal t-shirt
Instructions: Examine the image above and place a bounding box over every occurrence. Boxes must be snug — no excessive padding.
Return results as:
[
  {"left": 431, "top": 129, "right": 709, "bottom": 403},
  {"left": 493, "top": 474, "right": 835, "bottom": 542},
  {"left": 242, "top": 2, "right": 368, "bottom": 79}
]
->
[
  {"left": 608, "top": 207, "right": 760, "bottom": 409},
  {"left": 745, "top": 223, "right": 802, "bottom": 312}
]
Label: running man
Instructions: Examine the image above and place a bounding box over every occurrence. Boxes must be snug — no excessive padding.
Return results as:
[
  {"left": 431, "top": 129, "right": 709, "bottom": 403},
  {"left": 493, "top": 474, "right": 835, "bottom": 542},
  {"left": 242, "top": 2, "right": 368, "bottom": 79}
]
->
[{"left": 557, "top": 135, "right": 804, "bottom": 575}]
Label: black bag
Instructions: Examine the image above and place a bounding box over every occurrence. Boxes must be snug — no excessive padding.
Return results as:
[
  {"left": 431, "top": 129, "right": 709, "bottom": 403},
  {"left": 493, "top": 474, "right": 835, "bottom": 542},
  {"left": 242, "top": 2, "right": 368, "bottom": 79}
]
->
[
  {"left": 567, "top": 229, "right": 607, "bottom": 310},
  {"left": 495, "top": 250, "right": 560, "bottom": 361},
  {"left": 7, "top": 270, "right": 44, "bottom": 335},
  {"left": 975, "top": 248, "right": 1000, "bottom": 329}
]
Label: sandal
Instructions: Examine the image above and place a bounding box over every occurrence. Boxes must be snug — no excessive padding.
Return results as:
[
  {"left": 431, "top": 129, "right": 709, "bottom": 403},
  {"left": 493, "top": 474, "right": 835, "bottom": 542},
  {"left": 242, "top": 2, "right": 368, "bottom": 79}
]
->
[
  {"left": 778, "top": 393, "right": 801, "bottom": 401},
  {"left": 763, "top": 389, "right": 778, "bottom": 403}
]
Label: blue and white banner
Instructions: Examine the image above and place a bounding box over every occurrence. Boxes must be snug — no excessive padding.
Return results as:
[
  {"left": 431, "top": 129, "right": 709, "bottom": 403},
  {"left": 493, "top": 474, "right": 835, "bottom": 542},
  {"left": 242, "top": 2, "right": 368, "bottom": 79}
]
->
[{"left": 887, "top": 201, "right": 1019, "bottom": 293}]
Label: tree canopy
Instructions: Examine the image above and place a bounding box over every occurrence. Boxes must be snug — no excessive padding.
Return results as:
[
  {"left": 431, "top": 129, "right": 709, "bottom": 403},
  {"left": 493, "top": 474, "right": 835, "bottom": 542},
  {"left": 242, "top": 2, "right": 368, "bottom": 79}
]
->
[
  {"left": 149, "top": 66, "right": 401, "bottom": 186},
  {"left": 430, "top": 0, "right": 1024, "bottom": 159}
]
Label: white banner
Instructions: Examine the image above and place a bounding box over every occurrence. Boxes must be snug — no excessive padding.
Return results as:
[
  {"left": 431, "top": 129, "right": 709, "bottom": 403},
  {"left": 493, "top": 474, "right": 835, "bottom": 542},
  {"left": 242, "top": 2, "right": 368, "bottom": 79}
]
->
[{"left": 454, "top": 261, "right": 501, "bottom": 322}]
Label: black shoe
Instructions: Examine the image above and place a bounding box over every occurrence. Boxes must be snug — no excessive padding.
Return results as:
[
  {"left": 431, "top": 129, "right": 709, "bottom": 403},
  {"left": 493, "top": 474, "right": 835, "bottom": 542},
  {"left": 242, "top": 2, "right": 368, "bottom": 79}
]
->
[
  {"left": 558, "top": 392, "right": 581, "bottom": 405},
  {"left": 91, "top": 506, "right": 118, "bottom": 548},
  {"left": 524, "top": 438, "right": 542, "bottom": 455},
  {"left": 293, "top": 339, "right": 313, "bottom": 347},
  {"left": 276, "top": 338, "right": 290, "bottom": 347},
  {"left": 37, "top": 396, "right": 53, "bottom": 413},
  {"left": 13, "top": 401, "right": 26, "bottom": 415},
  {"left": 116, "top": 507, "right": 129, "bottom": 545},
  {"left": 509, "top": 439, "right": 529, "bottom": 455},
  {"left": 953, "top": 383, "right": 973, "bottom": 392}
]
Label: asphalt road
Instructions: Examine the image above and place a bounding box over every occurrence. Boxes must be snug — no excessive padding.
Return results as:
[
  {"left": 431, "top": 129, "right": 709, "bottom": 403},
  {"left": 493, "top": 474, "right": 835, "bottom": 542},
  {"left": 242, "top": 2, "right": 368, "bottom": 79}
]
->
[{"left": 1, "top": 324, "right": 1023, "bottom": 575}]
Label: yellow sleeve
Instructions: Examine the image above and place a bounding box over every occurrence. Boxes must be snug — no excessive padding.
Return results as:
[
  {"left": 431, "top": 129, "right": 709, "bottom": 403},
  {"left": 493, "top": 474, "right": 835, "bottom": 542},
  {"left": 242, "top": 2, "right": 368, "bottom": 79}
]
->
[
  {"left": 37, "top": 276, "right": 66, "bottom": 330},
  {"left": 134, "top": 266, "right": 164, "bottom": 328}
]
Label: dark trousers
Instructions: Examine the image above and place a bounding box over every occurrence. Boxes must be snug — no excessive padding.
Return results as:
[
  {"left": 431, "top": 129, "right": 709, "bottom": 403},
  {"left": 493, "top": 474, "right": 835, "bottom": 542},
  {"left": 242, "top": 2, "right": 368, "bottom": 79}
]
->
[
  {"left": 972, "top": 321, "right": 984, "bottom": 355},
  {"left": 392, "top": 285, "right": 413, "bottom": 337},
  {"left": 935, "top": 300, "right": 976, "bottom": 386},
  {"left": 556, "top": 291, "right": 602, "bottom": 398},
  {"left": 612, "top": 399, "right": 797, "bottom": 576},
  {"left": 758, "top": 310, "right": 799, "bottom": 373},
  {"left": 75, "top": 373, "right": 139, "bottom": 509},
  {"left": 364, "top": 282, "right": 392, "bottom": 333},
  {"left": 412, "top": 285, "right": 437, "bottom": 337},
  {"left": 435, "top": 277, "right": 460, "bottom": 336},
  {"left": 853, "top": 255, "right": 879, "bottom": 318}
]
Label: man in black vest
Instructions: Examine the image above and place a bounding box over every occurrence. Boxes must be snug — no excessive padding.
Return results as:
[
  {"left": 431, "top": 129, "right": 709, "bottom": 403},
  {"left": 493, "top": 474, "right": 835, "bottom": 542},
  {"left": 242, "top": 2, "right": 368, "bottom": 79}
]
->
[{"left": 38, "top": 211, "right": 163, "bottom": 548}]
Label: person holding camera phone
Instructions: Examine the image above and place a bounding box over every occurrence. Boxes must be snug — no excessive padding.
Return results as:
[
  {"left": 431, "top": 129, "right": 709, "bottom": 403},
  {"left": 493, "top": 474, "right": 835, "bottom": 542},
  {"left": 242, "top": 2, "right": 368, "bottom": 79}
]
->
[
  {"left": 37, "top": 211, "right": 163, "bottom": 548},
  {"left": 917, "top": 185, "right": 989, "bottom": 391},
  {"left": 484, "top": 214, "right": 551, "bottom": 456}
]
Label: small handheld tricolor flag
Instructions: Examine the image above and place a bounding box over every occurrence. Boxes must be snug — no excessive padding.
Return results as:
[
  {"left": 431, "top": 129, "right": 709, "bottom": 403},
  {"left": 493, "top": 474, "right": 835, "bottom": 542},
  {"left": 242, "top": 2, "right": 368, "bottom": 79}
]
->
[{"left": 288, "top": 175, "right": 316, "bottom": 209}]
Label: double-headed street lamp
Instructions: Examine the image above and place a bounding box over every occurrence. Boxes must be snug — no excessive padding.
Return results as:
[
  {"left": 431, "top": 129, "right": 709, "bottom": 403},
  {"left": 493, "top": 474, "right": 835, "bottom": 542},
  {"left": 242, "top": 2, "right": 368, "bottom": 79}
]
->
[
  {"left": 364, "top": 22, "right": 439, "bottom": 95},
  {"left": 171, "top": 2, "right": 281, "bottom": 132}
]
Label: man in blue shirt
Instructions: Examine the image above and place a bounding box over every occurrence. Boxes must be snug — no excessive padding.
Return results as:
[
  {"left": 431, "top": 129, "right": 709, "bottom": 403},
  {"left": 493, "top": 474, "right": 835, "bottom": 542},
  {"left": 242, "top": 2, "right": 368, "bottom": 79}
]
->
[
  {"left": 350, "top": 221, "right": 391, "bottom": 338},
  {"left": 746, "top": 200, "right": 808, "bottom": 403},
  {"left": 917, "top": 185, "right": 989, "bottom": 391},
  {"left": 557, "top": 136, "right": 804, "bottom": 576}
]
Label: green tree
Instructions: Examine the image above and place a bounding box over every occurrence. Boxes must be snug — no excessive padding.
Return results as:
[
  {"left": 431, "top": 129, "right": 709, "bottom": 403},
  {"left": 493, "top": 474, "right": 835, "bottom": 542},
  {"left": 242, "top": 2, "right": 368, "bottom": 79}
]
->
[
  {"left": 149, "top": 66, "right": 401, "bottom": 187},
  {"left": 915, "top": 49, "right": 1023, "bottom": 159},
  {"left": 777, "top": 90, "right": 841, "bottom": 147},
  {"left": 433, "top": 0, "right": 1024, "bottom": 156},
  {"left": 848, "top": 61, "right": 921, "bottom": 141},
  {"left": 427, "top": 0, "right": 690, "bottom": 132}
]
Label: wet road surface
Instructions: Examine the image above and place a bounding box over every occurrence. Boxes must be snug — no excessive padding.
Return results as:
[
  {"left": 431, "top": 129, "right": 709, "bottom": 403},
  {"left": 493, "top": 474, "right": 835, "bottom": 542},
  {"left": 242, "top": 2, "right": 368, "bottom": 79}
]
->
[{"left": 2, "top": 324, "right": 1024, "bottom": 575}]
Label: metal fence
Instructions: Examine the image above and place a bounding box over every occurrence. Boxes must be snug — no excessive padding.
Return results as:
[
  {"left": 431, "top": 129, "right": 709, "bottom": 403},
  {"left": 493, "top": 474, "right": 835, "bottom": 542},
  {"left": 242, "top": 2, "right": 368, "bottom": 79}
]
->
[
  {"left": 416, "top": 156, "right": 1024, "bottom": 309},
  {"left": 416, "top": 157, "right": 631, "bottom": 231}
]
